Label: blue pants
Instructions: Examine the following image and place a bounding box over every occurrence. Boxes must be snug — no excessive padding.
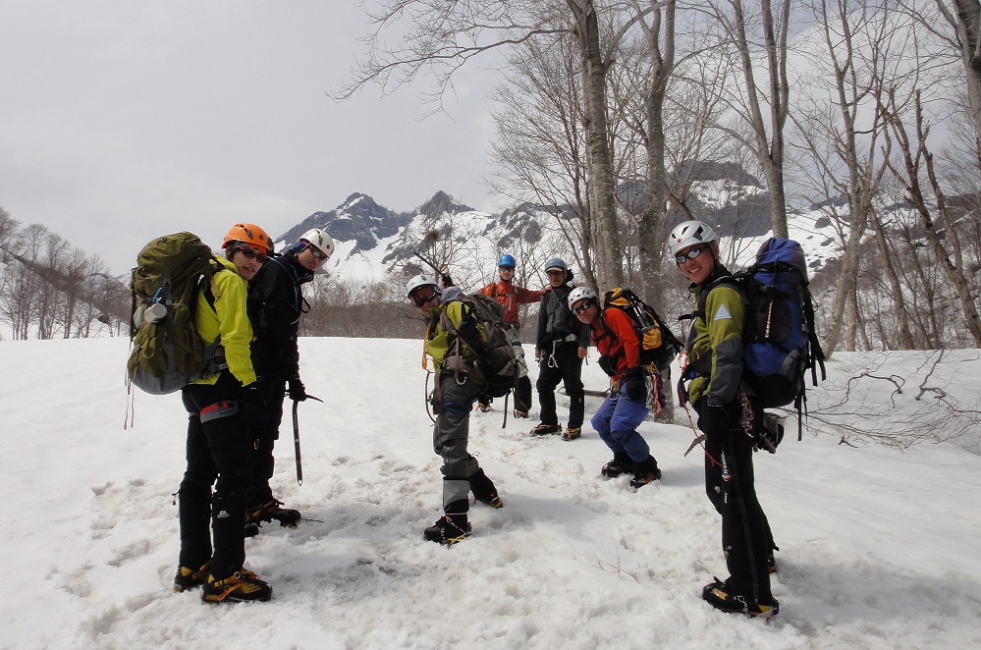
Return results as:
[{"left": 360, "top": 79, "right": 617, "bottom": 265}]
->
[{"left": 590, "top": 383, "right": 651, "bottom": 462}]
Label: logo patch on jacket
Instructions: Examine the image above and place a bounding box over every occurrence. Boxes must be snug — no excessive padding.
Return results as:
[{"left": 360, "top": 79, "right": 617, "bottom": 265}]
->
[{"left": 713, "top": 304, "right": 733, "bottom": 321}]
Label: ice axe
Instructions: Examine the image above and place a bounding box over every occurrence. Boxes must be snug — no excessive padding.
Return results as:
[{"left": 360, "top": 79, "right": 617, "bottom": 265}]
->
[{"left": 291, "top": 393, "right": 323, "bottom": 485}]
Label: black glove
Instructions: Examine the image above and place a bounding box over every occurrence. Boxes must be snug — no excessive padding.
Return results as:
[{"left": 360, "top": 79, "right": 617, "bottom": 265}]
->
[
  {"left": 698, "top": 400, "right": 741, "bottom": 437},
  {"left": 287, "top": 377, "right": 307, "bottom": 402},
  {"left": 598, "top": 356, "right": 615, "bottom": 377},
  {"left": 624, "top": 367, "right": 646, "bottom": 401}
]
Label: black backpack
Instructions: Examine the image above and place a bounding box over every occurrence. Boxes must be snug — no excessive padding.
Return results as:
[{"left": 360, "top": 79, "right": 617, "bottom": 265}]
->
[
  {"left": 602, "top": 287, "right": 683, "bottom": 372},
  {"left": 440, "top": 292, "right": 520, "bottom": 398}
]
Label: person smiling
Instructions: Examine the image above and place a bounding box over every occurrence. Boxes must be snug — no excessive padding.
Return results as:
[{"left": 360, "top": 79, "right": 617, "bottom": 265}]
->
[{"left": 670, "top": 220, "right": 779, "bottom": 618}]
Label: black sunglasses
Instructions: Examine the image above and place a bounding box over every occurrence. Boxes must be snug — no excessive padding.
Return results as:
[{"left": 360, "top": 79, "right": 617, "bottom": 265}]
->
[
  {"left": 498, "top": 265, "right": 515, "bottom": 271},
  {"left": 675, "top": 245, "right": 707, "bottom": 265},
  {"left": 572, "top": 301, "right": 593, "bottom": 315},
  {"left": 410, "top": 286, "right": 438, "bottom": 307},
  {"left": 309, "top": 245, "right": 330, "bottom": 262},
  {"left": 237, "top": 246, "right": 268, "bottom": 263}
]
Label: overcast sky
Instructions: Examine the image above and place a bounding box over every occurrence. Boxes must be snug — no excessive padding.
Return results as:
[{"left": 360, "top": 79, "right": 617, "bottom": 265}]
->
[{"left": 0, "top": 1, "right": 500, "bottom": 274}]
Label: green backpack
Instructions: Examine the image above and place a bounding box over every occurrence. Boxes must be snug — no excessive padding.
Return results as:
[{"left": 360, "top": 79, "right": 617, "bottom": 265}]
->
[{"left": 127, "top": 232, "right": 225, "bottom": 395}]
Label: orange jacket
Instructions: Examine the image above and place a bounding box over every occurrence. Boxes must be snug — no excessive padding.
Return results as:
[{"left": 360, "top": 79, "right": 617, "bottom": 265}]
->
[
  {"left": 480, "top": 279, "right": 545, "bottom": 325},
  {"left": 590, "top": 307, "right": 641, "bottom": 378}
]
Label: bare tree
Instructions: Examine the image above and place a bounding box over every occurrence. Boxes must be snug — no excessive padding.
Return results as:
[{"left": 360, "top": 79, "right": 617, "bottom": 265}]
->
[
  {"left": 338, "top": 0, "right": 626, "bottom": 287},
  {"left": 699, "top": 0, "right": 793, "bottom": 237},
  {"left": 884, "top": 91, "right": 981, "bottom": 346}
]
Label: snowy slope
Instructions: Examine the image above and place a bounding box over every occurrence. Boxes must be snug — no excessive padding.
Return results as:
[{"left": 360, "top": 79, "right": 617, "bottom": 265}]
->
[{"left": 1, "top": 338, "right": 980, "bottom": 649}]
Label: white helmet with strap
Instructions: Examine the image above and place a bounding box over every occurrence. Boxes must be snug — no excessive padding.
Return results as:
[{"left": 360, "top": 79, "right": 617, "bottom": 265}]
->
[
  {"left": 300, "top": 228, "right": 335, "bottom": 260},
  {"left": 667, "top": 220, "right": 716, "bottom": 256},
  {"left": 405, "top": 273, "right": 441, "bottom": 299},
  {"left": 567, "top": 285, "right": 598, "bottom": 309}
]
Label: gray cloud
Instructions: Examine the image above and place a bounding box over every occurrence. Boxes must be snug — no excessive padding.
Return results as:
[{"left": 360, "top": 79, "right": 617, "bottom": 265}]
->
[{"left": 0, "top": 0, "right": 498, "bottom": 274}]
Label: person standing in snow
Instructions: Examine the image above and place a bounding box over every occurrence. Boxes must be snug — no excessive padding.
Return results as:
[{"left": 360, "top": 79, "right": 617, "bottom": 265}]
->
[
  {"left": 244, "top": 228, "right": 334, "bottom": 532},
  {"left": 531, "top": 258, "right": 589, "bottom": 440},
  {"left": 669, "top": 220, "right": 778, "bottom": 618},
  {"left": 407, "top": 274, "right": 504, "bottom": 545},
  {"left": 174, "top": 223, "right": 274, "bottom": 603},
  {"left": 568, "top": 286, "right": 662, "bottom": 488},
  {"left": 477, "top": 253, "right": 546, "bottom": 417}
]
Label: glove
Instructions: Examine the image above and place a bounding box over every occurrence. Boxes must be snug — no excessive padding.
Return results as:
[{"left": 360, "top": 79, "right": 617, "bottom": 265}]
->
[
  {"left": 698, "top": 400, "right": 741, "bottom": 438},
  {"left": 597, "top": 356, "right": 615, "bottom": 377},
  {"left": 287, "top": 377, "right": 307, "bottom": 401},
  {"left": 624, "top": 367, "right": 646, "bottom": 401}
]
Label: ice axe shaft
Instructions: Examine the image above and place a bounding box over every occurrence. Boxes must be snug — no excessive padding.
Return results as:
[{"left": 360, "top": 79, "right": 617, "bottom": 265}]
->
[{"left": 291, "top": 394, "right": 323, "bottom": 485}]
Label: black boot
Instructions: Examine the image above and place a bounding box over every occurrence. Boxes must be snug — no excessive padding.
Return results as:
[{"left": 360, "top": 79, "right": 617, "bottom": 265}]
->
[
  {"left": 469, "top": 468, "right": 503, "bottom": 509},
  {"left": 629, "top": 455, "right": 662, "bottom": 488},
  {"left": 601, "top": 452, "right": 635, "bottom": 478},
  {"left": 424, "top": 514, "right": 472, "bottom": 545}
]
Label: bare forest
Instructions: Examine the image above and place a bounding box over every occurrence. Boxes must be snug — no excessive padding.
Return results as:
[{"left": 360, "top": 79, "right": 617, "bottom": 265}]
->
[{"left": 3, "top": 1, "right": 981, "bottom": 357}]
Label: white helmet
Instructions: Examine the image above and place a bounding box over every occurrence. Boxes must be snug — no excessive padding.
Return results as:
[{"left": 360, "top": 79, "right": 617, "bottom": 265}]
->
[
  {"left": 405, "top": 273, "right": 441, "bottom": 299},
  {"left": 300, "top": 228, "right": 335, "bottom": 260},
  {"left": 567, "top": 286, "right": 598, "bottom": 309},
  {"left": 668, "top": 220, "right": 716, "bottom": 256}
]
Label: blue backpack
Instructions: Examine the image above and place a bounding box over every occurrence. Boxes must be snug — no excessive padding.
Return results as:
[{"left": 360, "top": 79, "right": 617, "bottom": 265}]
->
[{"left": 697, "top": 237, "right": 826, "bottom": 440}]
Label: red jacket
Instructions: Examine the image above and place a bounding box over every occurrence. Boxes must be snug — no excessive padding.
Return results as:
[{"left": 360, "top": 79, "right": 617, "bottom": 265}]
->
[
  {"left": 590, "top": 307, "right": 641, "bottom": 378},
  {"left": 480, "top": 279, "right": 545, "bottom": 325}
]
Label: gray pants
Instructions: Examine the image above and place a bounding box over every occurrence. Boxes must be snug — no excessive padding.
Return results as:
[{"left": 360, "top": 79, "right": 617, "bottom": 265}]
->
[{"left": 433, "top": 373, "right": 485, "bottom": 515}]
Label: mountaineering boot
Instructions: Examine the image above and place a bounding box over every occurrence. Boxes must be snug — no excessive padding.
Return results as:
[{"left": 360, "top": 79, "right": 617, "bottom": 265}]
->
[
  {"left": 424, "top": 514, "right": 472, "bottom": 545},
  {"left": 246, "top": 499, "right": 301, "bottom": 528},
  {"left": 629, "top": 456, "right": 662, "bottom": 488},
  {"left": 601, "top": 452, "right": 635, "bottom": 478},
  {"left": 561, "top": 427, "right": 581, "bottom": 441},
  {"left": 701, "top": 577, "right": 779, "bottom": 618},
  {"left": 513, "top": 409, "right": 529, "bottom": 418},
  {"left": 469, "top": 468, "right": 503, "bottom": 509},
  {"left": 530, "top": 423, "right": 561, "bottom": 436},
  {"left": 173, "top": 562, "right": 209, "bottom": 592},
  {"left": 201, "top": 569, "right": 272, "bottom": 603},
  {"left": 476, "top": 400, "right": 491, "bottom": 413}
]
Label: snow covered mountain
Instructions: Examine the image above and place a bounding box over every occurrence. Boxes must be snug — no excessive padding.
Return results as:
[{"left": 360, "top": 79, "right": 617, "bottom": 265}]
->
[{"left": 274, "top": 169, "right": 843, "bottom": 287}]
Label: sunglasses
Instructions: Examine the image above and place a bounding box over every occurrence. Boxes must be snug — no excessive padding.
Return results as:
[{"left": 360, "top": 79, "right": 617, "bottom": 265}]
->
[
  {"left": 237, "top": 246, "right": 268, "bottom": 263},
  {"left": 572, "top": 301, "right": 593, "bottom": 315},
  {"left": 410, "top": 286, "right": 438, "bottom": 307},
  {"left": 546, "top": 269, "right": 566, "bottom": 277},
  {"left": 309, "top": 245, "right": 330, "bottom": 262},
  {"left": 675, "top": 245, "right": 707, "bottom": 265},
  {"left": 498, "top": 266, "right": 515, "bottom": 272}
]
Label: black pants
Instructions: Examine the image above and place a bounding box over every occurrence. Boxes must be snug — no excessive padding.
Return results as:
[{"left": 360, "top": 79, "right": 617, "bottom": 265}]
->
[
  {"left": 247, "top": 378, "right": 287, "bottom": 507},
  {"left": 697, "top": 400, "right": 774, "bottom": 602},
  {"left": 179, "top": 373, "right": 250, "bottom": 580},
  {"left": 536, "top": 341, "right": 584, "bottom": 429}
]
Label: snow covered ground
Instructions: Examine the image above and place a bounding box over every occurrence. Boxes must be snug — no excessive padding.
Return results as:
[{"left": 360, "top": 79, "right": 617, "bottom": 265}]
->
[{"left": 1, "top": 337, "right": 980, "bottom": 649}]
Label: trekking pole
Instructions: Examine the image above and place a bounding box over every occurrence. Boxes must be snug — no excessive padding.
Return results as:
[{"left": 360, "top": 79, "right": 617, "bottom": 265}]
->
[{"left": 291, "top": 394, "right": 323, "bottom": 485}]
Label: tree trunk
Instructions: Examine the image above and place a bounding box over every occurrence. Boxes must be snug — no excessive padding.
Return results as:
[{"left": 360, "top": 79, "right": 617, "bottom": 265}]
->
[
  {"left": 569, "top": 0, "right": 624, "bottom": 289},
  {"left": 870, "top": 207, "right": 915, "bottom": 348}
]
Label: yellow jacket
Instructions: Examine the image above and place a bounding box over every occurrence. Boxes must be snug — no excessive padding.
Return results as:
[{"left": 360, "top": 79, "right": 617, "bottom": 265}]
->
[{"left": 191, "top": 256, "right": 256, "bottom": 387}]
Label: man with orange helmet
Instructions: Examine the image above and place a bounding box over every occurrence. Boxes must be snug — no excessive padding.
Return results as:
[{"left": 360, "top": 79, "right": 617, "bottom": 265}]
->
[{"left": 174, "top": 223, "right": 274, "bottom": 603}]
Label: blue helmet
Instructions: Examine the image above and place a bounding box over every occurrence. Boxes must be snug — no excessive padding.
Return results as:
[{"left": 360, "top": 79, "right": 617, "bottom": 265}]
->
[
  {"left": 498, "top": 253, "right": 516, "bottom": 267},
  {"left": 544, "top": 257, "right": 568, "bottom": 272}
]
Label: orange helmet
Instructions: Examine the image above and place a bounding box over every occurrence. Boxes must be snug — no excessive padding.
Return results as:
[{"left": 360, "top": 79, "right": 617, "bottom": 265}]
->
[{"left": 221, "top": 223, "right": 273, "bottom": 254}]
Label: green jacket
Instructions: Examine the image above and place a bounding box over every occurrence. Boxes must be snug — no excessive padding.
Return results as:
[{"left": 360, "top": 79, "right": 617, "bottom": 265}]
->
[
  {"left": 686, "top": 280, "right": 751, "bottom": 407},
  {"left": 424, "top": 299, "right": 487, "bottom": 373},
  {"left": 191, "top": 256, "right": 257, "bottom": 387}
]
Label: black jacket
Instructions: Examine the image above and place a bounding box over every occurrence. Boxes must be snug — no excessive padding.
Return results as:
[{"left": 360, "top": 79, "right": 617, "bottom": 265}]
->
[
  {"left": 536, "top": 283, "right": 590, "bottom": 351},
  {"left": 248, "top": 252, "right": 313, "bottom": 381}
]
